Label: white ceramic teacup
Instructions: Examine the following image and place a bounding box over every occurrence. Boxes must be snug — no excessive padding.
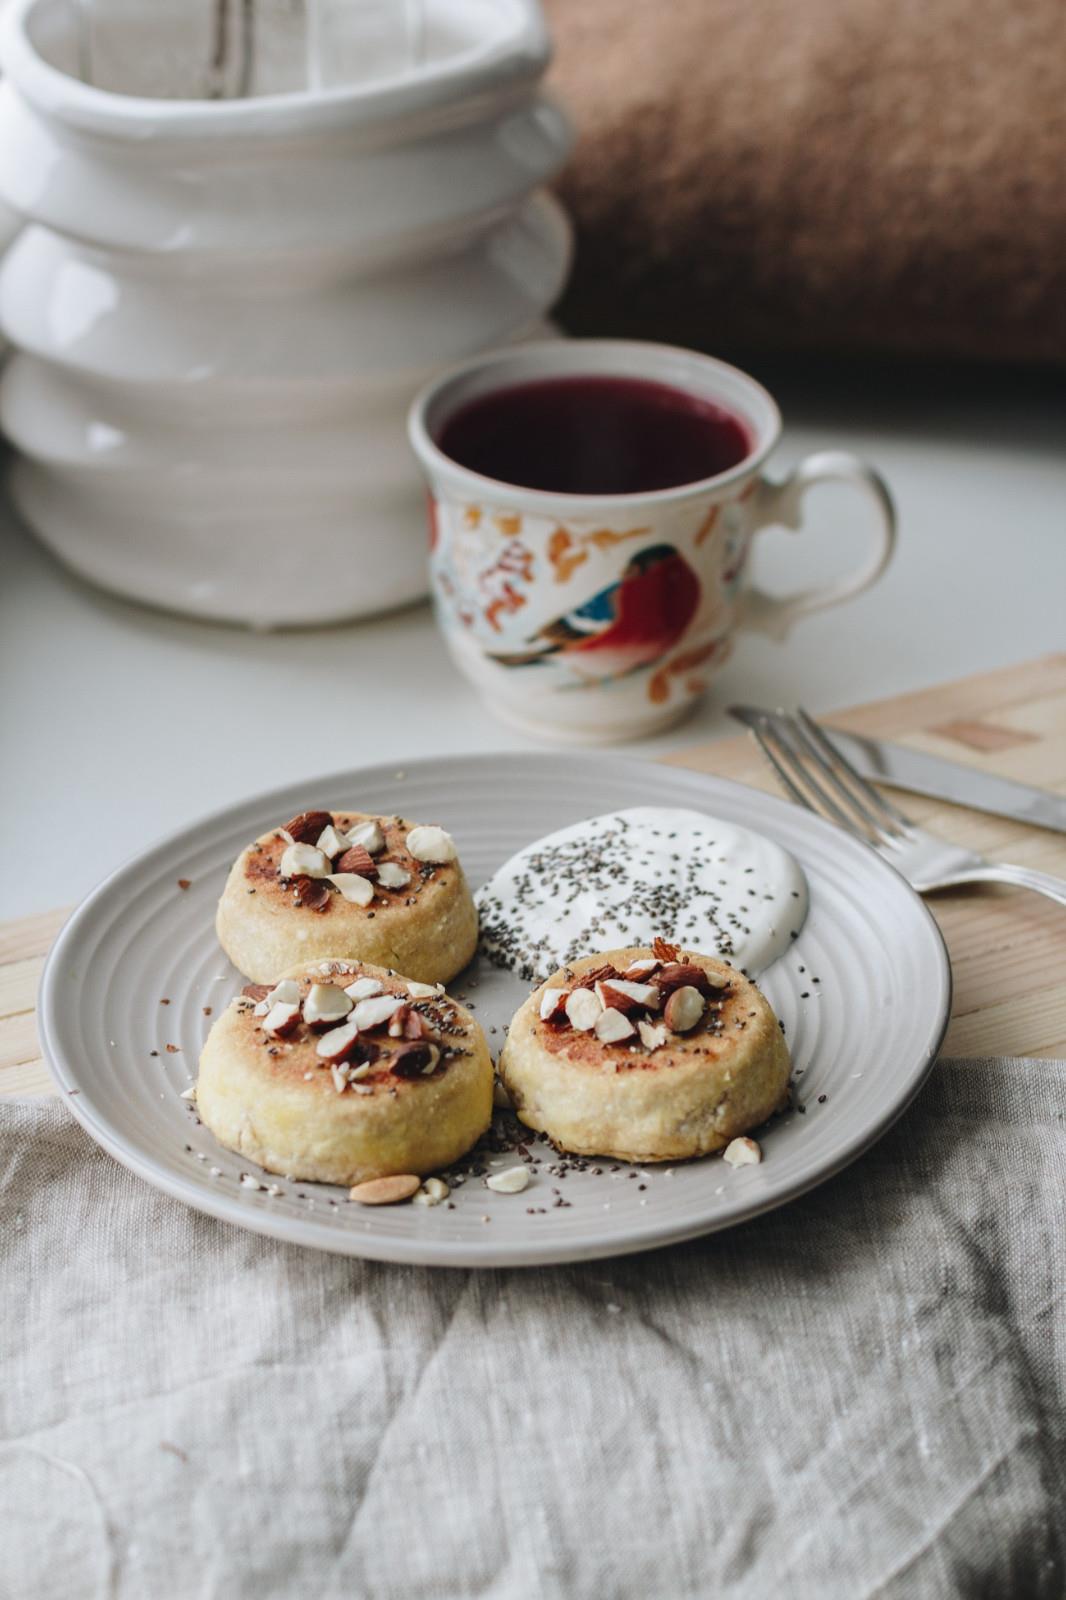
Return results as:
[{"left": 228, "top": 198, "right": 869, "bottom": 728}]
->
[{"left": 408, "top": 339, "right": 896, "bottom": 741}]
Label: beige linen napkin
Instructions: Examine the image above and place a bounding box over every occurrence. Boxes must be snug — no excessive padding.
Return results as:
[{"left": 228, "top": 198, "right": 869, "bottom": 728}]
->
[{"left": 2, "top": 1058, "right": 1063, "bottom": 1599}]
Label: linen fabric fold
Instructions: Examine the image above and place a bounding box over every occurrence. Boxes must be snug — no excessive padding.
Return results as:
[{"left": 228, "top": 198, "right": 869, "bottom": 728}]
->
[{"left": 1, "top": 1058, "right": 1063, "bottom": 1599}]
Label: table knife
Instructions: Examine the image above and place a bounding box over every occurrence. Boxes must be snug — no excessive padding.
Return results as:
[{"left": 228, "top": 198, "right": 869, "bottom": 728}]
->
[{"left": 822, "top": 727, "right": 1066, "bottom": 835}]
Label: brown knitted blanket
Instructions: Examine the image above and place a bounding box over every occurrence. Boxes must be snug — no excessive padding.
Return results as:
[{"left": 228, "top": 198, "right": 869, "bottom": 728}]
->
[{"left": 545, "top": 0, "right": 1066, "bottom": 363}]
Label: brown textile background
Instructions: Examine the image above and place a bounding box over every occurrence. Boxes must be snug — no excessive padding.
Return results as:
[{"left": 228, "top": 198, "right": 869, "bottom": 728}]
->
[{"left": 545, "top": 0, "right": 1066, "bottom": 363}]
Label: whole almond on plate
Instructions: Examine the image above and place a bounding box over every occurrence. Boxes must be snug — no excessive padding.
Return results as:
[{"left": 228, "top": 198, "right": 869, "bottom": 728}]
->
[
  {"left": 348, "top": 1174, "right": 421, "bottom": 1205},
  {"left": 282, "top": 810, "right": 333, "bottom": 844}
]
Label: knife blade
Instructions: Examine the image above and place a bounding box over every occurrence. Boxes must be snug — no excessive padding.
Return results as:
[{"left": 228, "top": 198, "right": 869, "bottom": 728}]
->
[{"left": 822, "top": 728, "right": 1066, "bottom": 835}]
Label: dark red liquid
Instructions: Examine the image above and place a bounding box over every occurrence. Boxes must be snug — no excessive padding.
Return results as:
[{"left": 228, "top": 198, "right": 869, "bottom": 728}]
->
[{"left": 436, "top": 375, "right": 752, "bottom": 495}]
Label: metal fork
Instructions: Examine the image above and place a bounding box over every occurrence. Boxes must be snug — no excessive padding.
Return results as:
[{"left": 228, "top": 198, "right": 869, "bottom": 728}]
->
[{"left": 729, "top": 705, "right": 1066, "bottom": 908}]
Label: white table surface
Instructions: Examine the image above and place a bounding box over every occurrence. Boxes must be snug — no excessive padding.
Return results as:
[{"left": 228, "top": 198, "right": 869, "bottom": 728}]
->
[{"left": 3, "top": 359, "right": 1064, "bottom": 922}]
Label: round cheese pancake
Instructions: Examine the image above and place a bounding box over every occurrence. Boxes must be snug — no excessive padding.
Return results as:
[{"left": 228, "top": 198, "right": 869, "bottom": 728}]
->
[
  {"left": 216, "top": 807, "right": 478, "bottom": 985},
  {"left": 196, "top": 959, "right": 493, "bottom": 1185},
  {"left": 498, "top": 942, "right": 790, "bottom": 1162}
]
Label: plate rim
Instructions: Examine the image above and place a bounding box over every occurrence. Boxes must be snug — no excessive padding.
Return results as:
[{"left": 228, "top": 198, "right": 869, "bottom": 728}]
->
[{"left": 38, "top": 749, "right": 953, "bottom": 1267}]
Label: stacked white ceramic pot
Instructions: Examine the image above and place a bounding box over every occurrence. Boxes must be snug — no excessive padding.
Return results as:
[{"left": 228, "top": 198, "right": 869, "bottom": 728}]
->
[{"left": 0, "top": 0, "right": 572, "bottom": 625}]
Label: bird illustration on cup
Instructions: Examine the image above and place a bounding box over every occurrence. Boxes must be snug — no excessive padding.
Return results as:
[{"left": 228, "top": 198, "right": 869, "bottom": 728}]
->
[{"left": 487, "top": 543, "right": 701, "bottom": 682}]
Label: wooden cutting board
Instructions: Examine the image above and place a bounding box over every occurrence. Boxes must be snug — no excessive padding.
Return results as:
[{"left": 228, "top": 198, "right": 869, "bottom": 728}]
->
[{"left": 3, "top": 654, "right": 1065, "bottom": 1098}]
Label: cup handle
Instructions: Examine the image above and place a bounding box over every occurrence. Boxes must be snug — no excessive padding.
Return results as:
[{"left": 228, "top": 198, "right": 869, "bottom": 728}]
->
[{"left": 740, "top": 450, "right": 896, "bottom": 640}]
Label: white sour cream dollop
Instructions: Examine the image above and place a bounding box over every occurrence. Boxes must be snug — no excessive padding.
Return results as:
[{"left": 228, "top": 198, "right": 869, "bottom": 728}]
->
[{"left": 476, "top": 806, "right": 808, "bottom": 983}]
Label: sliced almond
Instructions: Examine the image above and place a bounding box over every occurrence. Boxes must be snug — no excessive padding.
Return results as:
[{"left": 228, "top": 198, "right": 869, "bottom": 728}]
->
[
  {"left": 316, "top": 824, "right": 350, "bottom": 859},
  {"left": 344, "top": 818, "right": 385, "bottom": 855},
  {"left": 658, "top": 963, "right": 724, "bottom": 999},
  {"left": 594, "top": 1007, "right": 636, "bottom": 1044},
  {"left": 264, "top": 978, "right": 301, "bottom": 1007},
  {"left": 596, "top": 978, "right": 661, "bottom": 1014},
  {"left": 253, "top": 1000, "right": 269, "bottom": 1017},
  {"left": 303, "top": 983, "right": 353, "bottom": 1026},
  {"left": 623, "top": 958, "right": 661, "bottom": 980},
  {"left": 388, "top": 1004, "right": 413, "bottom": 1038},
  {"left": 330, "top": 1063, "right": 351, "bottom": 1093},
  {"left": 407, "top": 980, "right": 443, "bottom": 999},
  {"left": 406, "top": 824, "right": 457, "bottom": 864},
  {"left": 404, "top": 1008, "right": 439, "bottom": 1042},
  {"left": 241, "top": 983, "right": 271, "bottom": 1002},
  {"left": 291, "top": 876, "right": 331, "bottom": 911},
  {"left": 329, "top": 872, "right": 375, "bottom": 907},
  {"left": 335, "top": 844, "right": 377, "bottom": 878},
  {"left": 263, "top": 1001, "right": 301, "bottom": 1038},
  {"left": 348, "top": 1174, "right": 420, "bottom": 1205},
  {"left": 280, "top": 842, "right": 331, "bottom": 880},
  {"left": 315, "top": 1020, "right": 360, "bottom": 1063},
  {"left": 573, "top": 963, "right": 621, "bottom": 991},
  {"left": 723, "top": 1136, "right": 762, "bottom": 1168},
  {"left": 352, "top": 994, "right": 405, "bottom": 1031},
  {"left": 344, "top": 977, "right": 383, "bottom": 1001},
  {"left": 565, "top": 987, "right": 603, "bottom": 1030},
  {"left": 385, "top": 1004, "right": 435, "bottom": 1043},
  {"left": 539, "top": 987, "right": 570, "bottom": 1023},
  {"left": 281, "top": 810, "right": 332, "bottom": 845},
  {"left": 638, "top": 1019, "right": 669, "bottom": 1051},
  {"left": 376, "top": 861, "right": 412, "bottom": 890},
  {"left": 485, "top": 1167, "right": 530, "bottom": 1194},
  {"left": 389, "top": 1041, "right": 440, "bottom": 1077},
  {"left": 663, "top": 986, "right": 705, "bottom": 1034}
]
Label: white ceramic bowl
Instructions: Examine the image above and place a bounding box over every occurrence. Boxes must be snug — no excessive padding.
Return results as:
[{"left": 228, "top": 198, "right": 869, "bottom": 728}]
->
[{"left": 0, "top": 0, "right": 572, "bottom": 626}]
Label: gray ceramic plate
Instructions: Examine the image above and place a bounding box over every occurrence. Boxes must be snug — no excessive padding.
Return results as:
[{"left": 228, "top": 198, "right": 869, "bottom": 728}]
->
[{"left": 39, "top": 753, "right": 951, "bottom": 1267}]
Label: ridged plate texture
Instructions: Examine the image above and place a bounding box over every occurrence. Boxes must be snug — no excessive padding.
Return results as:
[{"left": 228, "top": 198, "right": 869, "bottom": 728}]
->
[{"left": 39, "top": 754, "right": 951, "bottom": 1266}]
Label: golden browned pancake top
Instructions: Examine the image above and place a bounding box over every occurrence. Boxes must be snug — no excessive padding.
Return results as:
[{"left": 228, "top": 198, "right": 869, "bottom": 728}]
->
[
  {"left": 243, "top": 811, "right": 455, "bottom": 916},
  {"left": 234, "top": 964, "right": 476, "bottom": 1097},
  {"left": 534, "top": 948, "right": 770, "bottom": 1074}
]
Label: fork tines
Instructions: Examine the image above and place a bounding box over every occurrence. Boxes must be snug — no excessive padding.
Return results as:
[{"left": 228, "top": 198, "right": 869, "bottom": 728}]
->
[{"left": 729, "top": 705, "right": 913, "bottom": 846}]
